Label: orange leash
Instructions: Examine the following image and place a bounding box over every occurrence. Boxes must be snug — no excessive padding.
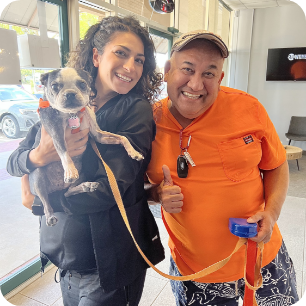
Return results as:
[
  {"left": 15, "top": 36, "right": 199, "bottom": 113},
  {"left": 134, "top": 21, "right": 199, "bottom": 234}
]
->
[
  {"left": 90, "top": 138, "right": 264, "bottom": 293},
  {"left": 244, "top": 240, "right": 258, "bottom": 306}
]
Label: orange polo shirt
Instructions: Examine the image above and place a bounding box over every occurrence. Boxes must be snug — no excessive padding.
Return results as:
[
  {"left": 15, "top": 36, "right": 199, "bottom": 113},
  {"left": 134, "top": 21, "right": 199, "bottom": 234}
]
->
[{"left": 146, "top": 87, "right": 286, "bottom": 283}]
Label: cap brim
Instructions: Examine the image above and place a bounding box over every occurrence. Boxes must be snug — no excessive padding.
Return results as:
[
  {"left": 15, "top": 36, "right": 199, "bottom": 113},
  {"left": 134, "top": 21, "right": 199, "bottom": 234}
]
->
[{"left": 171, "top": 33, "right": 229, "bottom": 58}]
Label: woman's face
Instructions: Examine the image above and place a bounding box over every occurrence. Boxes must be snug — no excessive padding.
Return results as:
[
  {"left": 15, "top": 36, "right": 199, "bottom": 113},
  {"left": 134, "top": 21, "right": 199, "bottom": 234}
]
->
[{"left": 93, "top": 31, "right": 145, "bottom": 99}]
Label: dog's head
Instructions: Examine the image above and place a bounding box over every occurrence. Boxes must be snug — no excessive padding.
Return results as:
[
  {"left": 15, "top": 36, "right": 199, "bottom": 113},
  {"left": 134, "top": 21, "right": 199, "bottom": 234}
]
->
[{"left": 40, "top": 68, "right": 92, "bottom": 113}]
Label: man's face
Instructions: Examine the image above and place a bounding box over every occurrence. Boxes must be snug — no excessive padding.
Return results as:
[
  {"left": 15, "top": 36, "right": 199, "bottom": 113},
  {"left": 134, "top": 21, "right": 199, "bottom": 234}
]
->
[{"left": 165, "top": 40, "right": 225, "bottom": 121}]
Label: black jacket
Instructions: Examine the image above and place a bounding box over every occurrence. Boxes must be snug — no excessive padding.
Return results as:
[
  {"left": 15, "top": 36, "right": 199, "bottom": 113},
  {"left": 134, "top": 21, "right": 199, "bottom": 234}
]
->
[{"left": 7, "top": 93, "right": 165, "bottom": 292}]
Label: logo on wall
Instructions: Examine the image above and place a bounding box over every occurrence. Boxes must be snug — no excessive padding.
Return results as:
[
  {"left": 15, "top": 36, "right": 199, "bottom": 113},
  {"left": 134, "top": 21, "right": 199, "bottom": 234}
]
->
[{"left": 288, "top": 53, "right": 306, "bottom": 61}]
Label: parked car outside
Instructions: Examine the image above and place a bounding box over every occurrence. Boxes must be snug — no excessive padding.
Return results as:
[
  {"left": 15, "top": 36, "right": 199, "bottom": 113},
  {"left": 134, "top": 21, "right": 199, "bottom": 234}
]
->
[{"left": 0, "top": 85, "right": 40, "bottom": 138}]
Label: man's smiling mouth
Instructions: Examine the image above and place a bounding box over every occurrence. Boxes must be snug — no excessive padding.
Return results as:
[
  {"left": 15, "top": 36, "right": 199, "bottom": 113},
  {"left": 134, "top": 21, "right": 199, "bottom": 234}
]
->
[
  {"left": 182, "top": 91, "right": 202, "bottom": 99},
  {"left": 116, "top": 73, "right": 132, "bottom": 82}
]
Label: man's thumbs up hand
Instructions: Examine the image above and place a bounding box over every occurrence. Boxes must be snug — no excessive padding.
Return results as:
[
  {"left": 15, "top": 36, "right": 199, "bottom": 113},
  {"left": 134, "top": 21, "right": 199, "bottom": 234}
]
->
[
  {"left": 162, "top": 165, "right": 173, "bottom": 187},
  {"left": 157, "top": 165, "right": 184, "bottom": 214}
]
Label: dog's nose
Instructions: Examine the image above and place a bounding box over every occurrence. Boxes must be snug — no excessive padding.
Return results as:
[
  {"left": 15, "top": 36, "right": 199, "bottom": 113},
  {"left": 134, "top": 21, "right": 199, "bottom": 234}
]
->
[{"left": 65, "top": 92, "right": 76, "bottom": 100}]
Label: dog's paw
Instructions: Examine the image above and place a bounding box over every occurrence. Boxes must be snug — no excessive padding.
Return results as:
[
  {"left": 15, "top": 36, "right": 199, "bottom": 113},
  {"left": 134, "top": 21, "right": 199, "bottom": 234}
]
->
[
  {"left": 47, "top": 215, "right": 58, "bottom": 226},
  {"left": 64, "top": 166, "right": 79, "bottom": 183},
  {"left": 82, "top": 182, "right": 100, "bottom": 193},
  {"left": 64, "top": 182, "right": 99, "bottom": 197},
  {"left": 128, "top": 149, "right": 144, "bottom": 161},
  {"left": 134, "top": 152, "right": 144, "bottom": 161}
]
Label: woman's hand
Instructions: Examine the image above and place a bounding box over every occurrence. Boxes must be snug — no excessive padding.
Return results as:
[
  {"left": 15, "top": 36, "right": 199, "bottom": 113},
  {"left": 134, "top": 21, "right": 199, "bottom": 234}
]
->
[
  {"left": 28, "top": 126, "right": 90, "bottom": 168},
  {"left": 21, "top": 174, "right": 35, "bottom": 210}
]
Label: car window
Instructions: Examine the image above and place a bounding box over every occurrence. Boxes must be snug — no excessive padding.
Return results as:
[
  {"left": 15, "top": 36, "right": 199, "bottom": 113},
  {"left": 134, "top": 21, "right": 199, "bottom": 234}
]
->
[{"left": 0, "top": 88, "right": 36, "bottom": 101}]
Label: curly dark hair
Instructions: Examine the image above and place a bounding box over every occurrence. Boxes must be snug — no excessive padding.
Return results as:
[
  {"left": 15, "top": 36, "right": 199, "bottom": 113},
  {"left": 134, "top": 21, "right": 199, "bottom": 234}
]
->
[{"left": 67, "top": 16, "right": 163, "bottom": 103}]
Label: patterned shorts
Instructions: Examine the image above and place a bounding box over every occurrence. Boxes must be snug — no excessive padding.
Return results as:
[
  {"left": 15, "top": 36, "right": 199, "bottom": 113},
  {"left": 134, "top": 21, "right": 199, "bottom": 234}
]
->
[{"left": 169, "top": 241, "right": 299, "bottom": 306}]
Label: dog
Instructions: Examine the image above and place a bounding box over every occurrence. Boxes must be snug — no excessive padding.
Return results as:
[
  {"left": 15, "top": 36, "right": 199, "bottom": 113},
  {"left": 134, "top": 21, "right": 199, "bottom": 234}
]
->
[{"left": 29, "top": 67, "right": 143, "bottom": 226}]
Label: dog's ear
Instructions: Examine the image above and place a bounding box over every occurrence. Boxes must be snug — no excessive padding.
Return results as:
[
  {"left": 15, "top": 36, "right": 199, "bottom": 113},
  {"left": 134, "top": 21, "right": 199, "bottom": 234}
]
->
[
  {"left": 40, "top": 72, "right": 50, "bottom": 87},
  {"left": 77, "top": 69, "right": 92, "bottom": 86},
  {"left": 40, "top": 69, "right": 61, "bottom": 86}
]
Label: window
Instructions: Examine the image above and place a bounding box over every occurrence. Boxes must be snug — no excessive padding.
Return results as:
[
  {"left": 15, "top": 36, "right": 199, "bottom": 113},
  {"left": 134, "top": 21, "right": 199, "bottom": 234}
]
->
[{"left": 79, "top": 5, "right": 106, "bottom": 39}]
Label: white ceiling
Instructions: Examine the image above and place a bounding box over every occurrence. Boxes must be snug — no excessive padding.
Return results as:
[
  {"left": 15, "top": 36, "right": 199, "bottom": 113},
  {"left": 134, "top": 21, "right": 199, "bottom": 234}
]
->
[{"left": 222, "top": 0, "right": 295, "bottom": 10}]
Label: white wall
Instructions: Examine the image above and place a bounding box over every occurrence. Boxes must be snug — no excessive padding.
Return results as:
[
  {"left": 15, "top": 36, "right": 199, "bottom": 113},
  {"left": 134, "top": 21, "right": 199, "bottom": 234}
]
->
[
  {"left": 230, "top": 4, "right": 306, "bottom": 149},
  {"left": 229, "top": 9, "right": 254, "bottom": 92},
  {"left": 247, "top": 4, "right": 306, "bottom": 149}
]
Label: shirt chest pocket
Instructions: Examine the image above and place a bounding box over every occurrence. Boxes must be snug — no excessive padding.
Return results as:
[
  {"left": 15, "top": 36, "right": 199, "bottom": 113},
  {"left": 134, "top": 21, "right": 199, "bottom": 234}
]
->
[{"left": 218, "top": 135, "right": 262, "bottom": 182}]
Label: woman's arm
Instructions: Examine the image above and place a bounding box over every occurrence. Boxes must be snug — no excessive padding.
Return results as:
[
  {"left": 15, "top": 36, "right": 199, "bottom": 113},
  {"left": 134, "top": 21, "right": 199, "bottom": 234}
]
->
[
  {"left": 28, "top": 126, "right": 89, "bottom": 168},
  {"left": 7, "top": 123, "right": 89, "bottom": 176},
  {"left": 48, "top": 97, "right": 155, "bottom": 215},
  {"left": 21, "top": 174, "right": 35, "bottom": 209},
  {"left": 7, "top": 122, "right": 41, "bottom": 177}
]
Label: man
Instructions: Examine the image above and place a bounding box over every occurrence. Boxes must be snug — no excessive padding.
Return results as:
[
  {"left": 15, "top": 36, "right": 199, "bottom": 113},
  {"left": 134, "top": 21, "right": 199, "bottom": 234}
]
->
[{"left": 146, "top": 30, "right": 299, "bottom": 306}]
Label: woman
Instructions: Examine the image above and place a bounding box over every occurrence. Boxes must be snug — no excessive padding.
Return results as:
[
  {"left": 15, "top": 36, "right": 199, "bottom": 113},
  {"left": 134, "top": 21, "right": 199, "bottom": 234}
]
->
[{"left": 7, "top": 16, "right": 164, "bottom": 306}]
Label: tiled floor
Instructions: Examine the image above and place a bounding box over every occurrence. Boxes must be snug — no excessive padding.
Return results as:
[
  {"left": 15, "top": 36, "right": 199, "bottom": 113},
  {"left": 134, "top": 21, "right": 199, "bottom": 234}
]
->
[{"left": 2, "top": 156, "right": 306, "bottom": 305}]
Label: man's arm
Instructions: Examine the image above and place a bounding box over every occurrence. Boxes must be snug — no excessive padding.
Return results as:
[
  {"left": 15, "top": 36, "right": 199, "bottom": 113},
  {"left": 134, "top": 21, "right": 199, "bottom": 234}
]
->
[{"left": 247, "top": 161, "right": 289, "bottom": 243}]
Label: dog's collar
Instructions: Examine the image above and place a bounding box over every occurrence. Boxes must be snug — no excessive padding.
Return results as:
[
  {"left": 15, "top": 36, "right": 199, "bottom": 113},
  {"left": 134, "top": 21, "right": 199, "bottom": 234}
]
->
[
  {"left": 39, "top": 98, "right": 50, "bottom": 108},
  {"left": 37, "top": 98, "right": 86, "bottom": 114}
]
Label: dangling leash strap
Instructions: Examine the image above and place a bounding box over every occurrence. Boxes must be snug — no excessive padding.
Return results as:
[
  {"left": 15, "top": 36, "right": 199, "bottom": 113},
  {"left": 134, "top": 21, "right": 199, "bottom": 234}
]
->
[
  {"left": 243, "top": 240, "right": 264, "bottom": 306},
  {"left": 90, "top": 138, "right": 264, "bottom": 293}
]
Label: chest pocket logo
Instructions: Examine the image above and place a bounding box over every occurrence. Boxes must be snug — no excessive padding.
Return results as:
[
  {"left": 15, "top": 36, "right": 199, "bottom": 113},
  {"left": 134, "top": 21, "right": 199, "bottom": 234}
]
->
[{"left": 218, "top": 134, "right": 262, "bottom": 182}]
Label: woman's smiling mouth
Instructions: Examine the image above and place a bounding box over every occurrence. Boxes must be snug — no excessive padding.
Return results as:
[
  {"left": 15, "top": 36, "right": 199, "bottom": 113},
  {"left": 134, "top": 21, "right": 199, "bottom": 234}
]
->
[{"left": 116, "top": 73, "right": 132, "bottom": 82}]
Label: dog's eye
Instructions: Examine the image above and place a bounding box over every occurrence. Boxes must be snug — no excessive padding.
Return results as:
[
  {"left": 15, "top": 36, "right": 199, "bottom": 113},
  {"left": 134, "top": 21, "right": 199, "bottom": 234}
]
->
[
  {"left": 51, "top": 84, "right": 59, "bottom": 92},
  {"left": 79, "top": 82, "right": 87, "bottom": 91}
]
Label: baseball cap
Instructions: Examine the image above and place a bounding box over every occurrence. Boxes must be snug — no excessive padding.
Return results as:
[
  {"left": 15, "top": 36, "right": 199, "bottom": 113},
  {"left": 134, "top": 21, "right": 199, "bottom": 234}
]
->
[{"left": 171, "top": 30, "right": 229, "bottom": 58}]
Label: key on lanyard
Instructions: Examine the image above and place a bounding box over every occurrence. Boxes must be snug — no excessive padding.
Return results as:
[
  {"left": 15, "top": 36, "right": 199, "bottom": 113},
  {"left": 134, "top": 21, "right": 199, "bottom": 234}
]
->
[{"left": 177, "top": 155, "right": 188, "bottom": 178}]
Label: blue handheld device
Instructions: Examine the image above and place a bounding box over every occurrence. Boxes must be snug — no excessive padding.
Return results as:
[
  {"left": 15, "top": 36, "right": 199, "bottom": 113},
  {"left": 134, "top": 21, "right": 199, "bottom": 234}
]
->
[{"left": 229, "top": 218, "right": 257, "bottom": 238}]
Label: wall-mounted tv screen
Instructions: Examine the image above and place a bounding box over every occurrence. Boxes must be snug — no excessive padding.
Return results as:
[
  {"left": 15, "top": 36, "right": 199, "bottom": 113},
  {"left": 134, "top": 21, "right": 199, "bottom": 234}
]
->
[{"left": 266, "top": 47, "right": 306, "bottom": 81}]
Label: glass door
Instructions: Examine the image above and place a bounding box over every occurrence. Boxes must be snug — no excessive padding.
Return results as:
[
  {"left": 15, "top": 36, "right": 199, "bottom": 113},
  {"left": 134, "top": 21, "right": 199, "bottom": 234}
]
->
[{"left": 0, "top": 0, "right": 68, "bottom": 296}]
